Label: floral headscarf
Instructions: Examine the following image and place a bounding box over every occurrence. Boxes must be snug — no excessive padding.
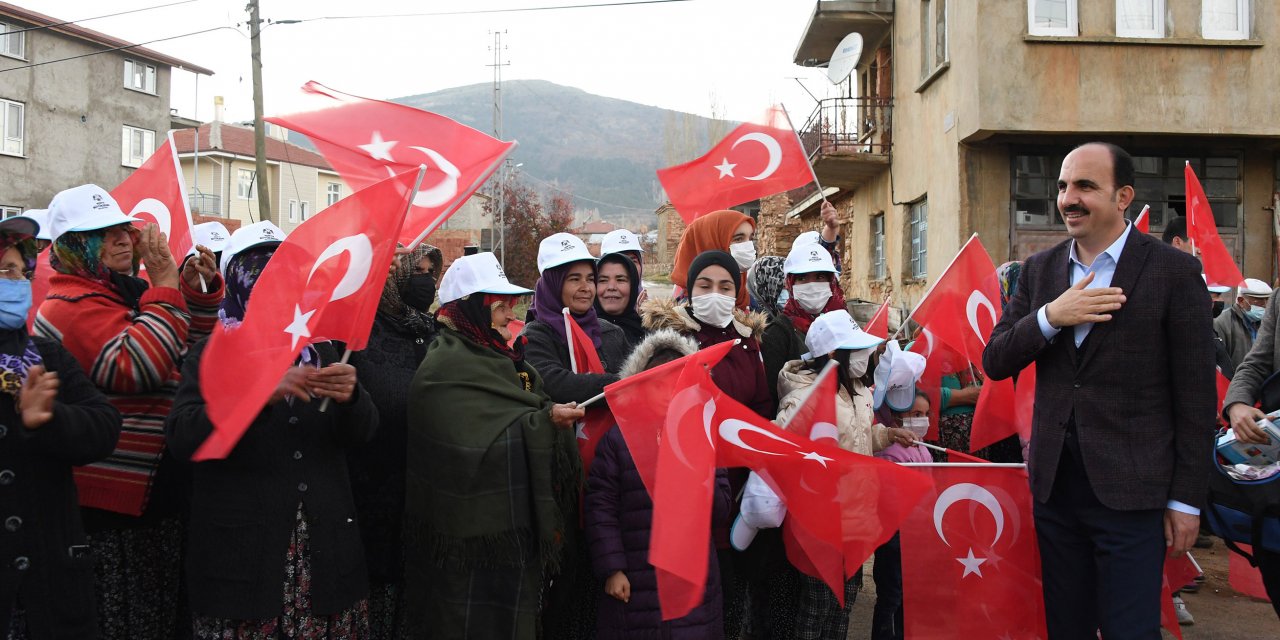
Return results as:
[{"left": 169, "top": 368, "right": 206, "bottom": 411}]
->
[
  {"left": 996, "top": 261, "right": 1023, "bottom": 312},
  {"left": 50, "top": 224, "right": 146, "bottom": 309},
  {"left": 218, "top": 247, "right": 276, "bottom": 328}
]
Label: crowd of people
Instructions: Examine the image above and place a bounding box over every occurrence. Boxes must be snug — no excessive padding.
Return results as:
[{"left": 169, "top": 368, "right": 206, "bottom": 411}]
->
[{"left": 1, "top": 140, "right": 1278, "bottom": 640}]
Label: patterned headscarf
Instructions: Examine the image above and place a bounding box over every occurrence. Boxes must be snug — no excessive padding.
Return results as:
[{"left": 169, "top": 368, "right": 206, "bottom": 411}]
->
[
  {"left": 532, "top": 259, "right": 601, "bottom": 348},
  {"left": 377, "top": 243, "right": 441, "bottom": 337},
  {"left": 996, "top": 261, "right": 1024, "bottom": 312},
  {"left": 747, "top": 256, "right": 786, "bottom": 317},
  {"left": 218, "top": 247, "right": 276, "bottom": 328},
  {"left": 436, "top": 293, "right": 522, "bottom": 361},
  {"left": 50, "top": 225, "right": 146, "bottom": 309}
]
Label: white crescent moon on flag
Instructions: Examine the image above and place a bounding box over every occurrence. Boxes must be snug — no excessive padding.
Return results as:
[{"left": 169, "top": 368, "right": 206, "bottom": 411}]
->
[
  {"left": 128, "top": 198, "right": 172, "bottom": 238},
  {"left": 702, "top": 396, "right": 718, "bottom": 448},
  {"left": 730, "top": 133, "right": 783, "bottom": 181},
  {"left": 409, "top": 147, "right": 461, "bottom": 208},
  {"left": 966, "top": 290, "right": 997, "bottom": 346},
  {"left": 809, "top": 421, "right": 839, "bottom": 444},
  {"left": 664, "top": 387, "right": 712, "bottom": 470},
  {"left": 932, "top": 483, "right": 1005, "bottom": 548},
  {"left": 308, "top": 234, "right": 374, "bottom": 303},
  {"left": 718, "top": 418, "right": 795, "bottom": 456}
]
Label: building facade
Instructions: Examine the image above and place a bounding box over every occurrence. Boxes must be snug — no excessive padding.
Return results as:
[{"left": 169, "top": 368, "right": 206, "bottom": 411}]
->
[
  {"left": 0, "top": 2, "right": 212, "bottom": 216},
  {"left": 779, "top": 0, "right": 1280, "bottom": 309}
]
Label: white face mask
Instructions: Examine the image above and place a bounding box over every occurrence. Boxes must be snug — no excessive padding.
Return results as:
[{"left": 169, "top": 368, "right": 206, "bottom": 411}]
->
[
  {"left": 902, "top": 416, "right": 930, "bottom": 438},
  {"left": 729, "top": 241, "right": 756, "bottom": 271},
  {"left": 791, "top": 281, "right": 832, "bottom": 314},
  {"left": 691, "top": 292, "right": 737, "bottom": 328},
  {"left": 846, "top": 348, "right": 873, "bottom": 378}
]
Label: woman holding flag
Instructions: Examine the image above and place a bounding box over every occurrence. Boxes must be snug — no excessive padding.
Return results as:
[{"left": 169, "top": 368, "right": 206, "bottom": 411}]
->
[
  {"left": 34, "top": 184, "right": 224, "bottom": 640},
  {"left": 403, "top": 252, "right": 583, "bottom": 639},
  {"left": 166, "top": 221, "right": 379, "bottom": 638}
]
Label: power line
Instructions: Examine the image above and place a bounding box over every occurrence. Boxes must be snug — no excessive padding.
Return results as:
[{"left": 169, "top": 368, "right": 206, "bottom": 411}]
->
[
  {"left": 274, "top": 0, "right": 694, "bottom": 24},
  {"left": 0, "top": 25, "right": 238, "bottom": 73},
  {"left": 0, "top": 0, "right": 200, "bottom": 35}
]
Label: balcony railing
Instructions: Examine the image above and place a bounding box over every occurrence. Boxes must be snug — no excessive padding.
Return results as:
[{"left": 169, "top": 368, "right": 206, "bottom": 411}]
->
[
  {"left": 188, "top": 192, "right": 222, "bottom": 217},
  {"left": 799, "top": 96, "right": 892, "bottom": 158}
]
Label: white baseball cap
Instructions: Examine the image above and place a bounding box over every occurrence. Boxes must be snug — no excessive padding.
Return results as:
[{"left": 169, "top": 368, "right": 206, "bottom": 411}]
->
[
  {"left": 794, "top": 230, "right": 822, "bottom": 247},
  {"left": 729, "top": 472, "right": 787, "bottom": 551},
  {"left": 0, "top": 215, "right": 39, "bottom": 239},
  {"left": 219, "top": 221, "right": 286, "bottom": 274},
  {"left": 47, "top": 184, "right": 134, "bottom": 243},
  {"left": 438, "top": 252, "right": 533, "bottom": 304},
  {"left": 1239, "top": 278, "right": 1274, "bottom": 298},
  {"left": 873, "top": 340, "right": 927, "bottom": 411},
  {"left": 537, "top": 232, "right": 595, "bottom": 274},
  {"left": 17, "top": 209, "right": 51, "bottom": 241},
  {"left": 1203, "top": 275, "right": 1230, "bottom": 294},
  {"left": 802, "top": 309, "right": 883, "bottom": 359},
  {"left": 189, "top": 221, "right": 232, "bottom": 256},
  {"left": 784, "top": 240, "right": 836, "bottom": 275},
  {"left": 600, "top": 229, "right": 644, "bottom": 256}
]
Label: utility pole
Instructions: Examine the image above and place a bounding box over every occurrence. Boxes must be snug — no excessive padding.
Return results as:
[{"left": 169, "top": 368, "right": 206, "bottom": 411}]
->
[
  {"left": 247, "top": 0, "right": 272, "bottom": 222},
  {"left": 487, "top": 30, "right": 509, "bottom": 266}
]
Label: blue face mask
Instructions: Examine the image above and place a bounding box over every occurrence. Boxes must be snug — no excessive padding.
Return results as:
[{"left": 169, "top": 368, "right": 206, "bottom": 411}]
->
[
  {"left": 1247, "top": 304, "right": 1267, "bottom": 323},
  {"left": 0, "top": 279, "right": 31, "bottom": 330}
]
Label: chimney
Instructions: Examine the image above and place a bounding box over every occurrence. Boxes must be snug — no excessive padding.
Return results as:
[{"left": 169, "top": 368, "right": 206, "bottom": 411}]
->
[{"left": 213, "top": 96, "right": 225, "bottom": 123}]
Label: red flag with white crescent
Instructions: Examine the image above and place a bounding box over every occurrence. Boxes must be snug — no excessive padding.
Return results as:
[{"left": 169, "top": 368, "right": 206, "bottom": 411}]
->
[
  {"left": 267, "top": 82, "right": 516, "bottom": 248},
  {"left": 865, "top": 297, "right": 891, "bottom": 339},
  {"left": 110, "top": 133, "right": 195, "bottom": 259},
  {"left": 969, "top": 363, "right": 1035, "bottom": 453},
  {"left": 909, "top": 329, "right": 968, "bottom": 441},
  {"left": 194, "top": 169, "right": 417, "bottom": 461},
  {"left": 1185, "top": 163, "right": 1244, "bottom": 287},
  {"left": 901, "top": 465, "right": 1047, "bottom": 639},
  {"left": 909, "top": 234, "right": 1001, "bottom": 368},
  {"left": 657, "top": 106, "right": 814, "bottom": 223}
]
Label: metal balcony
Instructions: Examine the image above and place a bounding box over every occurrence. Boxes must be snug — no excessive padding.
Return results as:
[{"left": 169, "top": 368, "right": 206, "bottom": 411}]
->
[
  {"left": 799, "top": 97, "right": 892, "bottom": 190},
  {"left": 794, "top": 1, "right": 894, "bottom": 67}
]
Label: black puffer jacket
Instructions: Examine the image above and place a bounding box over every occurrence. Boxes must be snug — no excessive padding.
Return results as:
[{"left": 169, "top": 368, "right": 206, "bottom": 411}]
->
[{"left": 521, "top": 318, "right": 631, "bottom": 403}]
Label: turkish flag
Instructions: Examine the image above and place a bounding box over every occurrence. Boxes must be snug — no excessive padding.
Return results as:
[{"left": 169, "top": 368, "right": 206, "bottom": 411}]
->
[
  {"left": 969, "top": 363, "right": 1035, "bottom": 453},
  {"left": 267, "top": 82, "right": 516, "bottom": 248},
  {"left": 657, "top": 106, "right": 814, "bottom": 223},
  {"left": 909, "top": 234, "right": 1001, "bottom": 368},
  {"left": 901, "top": 465, "right": 1047, "bottom": 639},
  {"left": 1159, "top": 552, "right": 1201, "bottom": 640},
  {"left": 111, "top": 133, "right": 195, "bottom": 259},
  {"left": 865, "top": 297, "right": 891, "bottom": 339},
  {"left": 909, "top": 330, "right": 968, "bottom": 441},
  {"left": 774, "top": 363, "right": 935, "bottom": 603},
  {"left": 1134, "top": 205, "right": 1150, "bottom": 234},
  {"left": 603, "top": 340, "right": 737, "bottom": 620},
  {"left": 1186, "top": 163, "right": 1244, "bottom": 288},
  {"left": 193, "top": 169, "right": 417, "bottom": 461},
  {"left": 564, "top": 308, "right": 612, "bottom": 472},
  {"left": 1228, "top": 544, "right": 1272, "bottom": 601}
]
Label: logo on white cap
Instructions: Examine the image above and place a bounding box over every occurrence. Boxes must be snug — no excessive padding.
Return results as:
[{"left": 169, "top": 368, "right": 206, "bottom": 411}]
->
[
  {"left": 209, "top": 231, "right": 226, "bottom": 241},
  {"left": 561, "top": 239, "right": 573, "bottom": 251}
]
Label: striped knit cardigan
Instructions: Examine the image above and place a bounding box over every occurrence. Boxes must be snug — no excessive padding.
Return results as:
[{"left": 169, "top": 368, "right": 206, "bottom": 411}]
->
[{"left": 34, "top": 273, "right": 223, "bottom": 516}]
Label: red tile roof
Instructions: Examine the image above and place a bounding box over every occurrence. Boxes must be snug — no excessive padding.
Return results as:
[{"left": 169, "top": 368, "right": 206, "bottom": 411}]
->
[
  {"left": 172, "top": 123, "right": 333, "bottom": 171},
  {"left": 575, "top": 220, "right": 617, "bottom": 234},
  {"left": 0, "top": 2, "right": 214, "bottom": 75}
]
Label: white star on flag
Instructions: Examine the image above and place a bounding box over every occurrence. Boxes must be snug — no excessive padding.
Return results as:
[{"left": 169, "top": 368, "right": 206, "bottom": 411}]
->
[
  {"left": 956, "top": 547, "right": 987, "bottom": 578},
  {"left": 801, "top": 450, "right": 834, "bottom": 468},
  {"left": 358, "top": 131, "right": 398, "bottom": 162},
  {"left": 575, "top": 421, "right": 588, "bottom": 441},
  {"left": 284, "top": 305, "right": 316, "bottom": 349},
  {"left": 714, "top": 158, "right": 737, "bottom": 179}
]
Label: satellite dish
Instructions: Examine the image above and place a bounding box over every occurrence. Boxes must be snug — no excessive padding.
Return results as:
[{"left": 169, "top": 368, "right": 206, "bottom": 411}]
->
[{"left": 826, "top": 32, "right": 864, "bottom": 85}]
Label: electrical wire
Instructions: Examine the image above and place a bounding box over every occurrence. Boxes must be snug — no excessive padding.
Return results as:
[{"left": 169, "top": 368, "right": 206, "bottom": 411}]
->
[
  {"left": 275, "top": 0, "right": 693, "bottom": 24},
  {"left": 0, "top": 0, "right": 200, "bottom": 35},
  {"left": 0, "top": 25, "right": 238, "bottom": 73}
]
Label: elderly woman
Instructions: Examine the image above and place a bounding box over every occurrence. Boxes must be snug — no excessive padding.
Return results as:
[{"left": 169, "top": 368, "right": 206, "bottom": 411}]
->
[
  {"left": 0, "top": 215, "right": 120, "bottom": 638},
  {"left": 34, "top": 184, "right": 224, "bottom": 639},
  {"left": 166, "top": 221, "right": 379, "bottom": 637},
  {"left": 348, "top": 242, "right": 442, "bottom": 638},
  {"left": 671, "top": 210, "right": 756, "bottom": 308},
  {"left": 404, "top": 252, "right": 583, "bottom": 639}
]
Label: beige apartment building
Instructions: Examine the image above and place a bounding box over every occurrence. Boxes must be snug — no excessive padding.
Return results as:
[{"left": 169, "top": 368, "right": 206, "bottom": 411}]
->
[{"left": 770, "top": 0, "right": 1280, "bottom": 311}]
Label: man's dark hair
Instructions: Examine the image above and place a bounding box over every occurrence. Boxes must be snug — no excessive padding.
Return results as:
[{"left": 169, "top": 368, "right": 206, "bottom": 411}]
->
[
  {"left": 1162, "top": 216, "right": 1189, "bottom": 244},
  {"left": 1076, "top": 141, "right": 1135, "bottom": 190}
]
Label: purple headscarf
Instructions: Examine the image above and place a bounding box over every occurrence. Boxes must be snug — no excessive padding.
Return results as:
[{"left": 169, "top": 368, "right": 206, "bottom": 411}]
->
[{"left": 532, "top": 259, "right": 602, "bottom": 348}]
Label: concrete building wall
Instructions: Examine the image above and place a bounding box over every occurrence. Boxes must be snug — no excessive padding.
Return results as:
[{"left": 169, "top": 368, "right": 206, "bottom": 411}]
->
[
  {"left": 180, "top": 156, "right": 226, "bottom": 217},
  {"left": 0, "top": 27, "right": 172, "bottom": 210},
  {"left": 278, "top": 162, "right": 319, "bottom": 233},
  {"left": 315, "top": 172, "right": 345, "bottom": 213}
]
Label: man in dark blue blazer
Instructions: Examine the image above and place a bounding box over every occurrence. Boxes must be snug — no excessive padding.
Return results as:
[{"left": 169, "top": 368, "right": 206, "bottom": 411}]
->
[{"left": 983, "top": 142, "right": 1216, "bottom": 639}]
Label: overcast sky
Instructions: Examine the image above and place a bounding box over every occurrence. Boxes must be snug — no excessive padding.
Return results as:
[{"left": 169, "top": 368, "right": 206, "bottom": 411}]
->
[{"left": 22, "top": 0, "right": 855, "bottom": 129}]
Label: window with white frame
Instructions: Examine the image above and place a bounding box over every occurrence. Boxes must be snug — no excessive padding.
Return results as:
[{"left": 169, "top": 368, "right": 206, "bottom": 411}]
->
[
  {"left": 0, "top": 206, "right": 21, "bottom": 219},
  {"left": 300, "top": 201, "right": 310, "bottom": 221},
  {"left": 1203, "top": 0, "right": 1249, "bottom": 40},
  {"left": 920, "top": 0, "right": 948, "bottom": 77},
  {"left": 871, "top": 214, "right": 886, "bottom": 280},
  {"left": 0, "top": 22, "right": 25, "bottom": 59},
  {"left": 1028, "top": 0, "right": 1078, "bottom": 36},
  {"left": 237, "top": 169, "right": 257, "bottom": 199},
  {"left": 326, "top": 182, "right": 341, "bottom": 207},
  {"left": 1116, "top": 0, "right": 1165, "bottom": 38},
  {"left": 0, "top": 99, "right": 22, "bottom": 156},
  {"left": 908, "top": 200, "right": 928, "bottom": 279},
  {"left": 123, "top": 59, "right": 157, "bottom": 94},
  {"left": 288, "top": 199, "right": 298, "bottom": 223},
  {"left": 120, "top": 126, "right": 155, "bottom": 168}
]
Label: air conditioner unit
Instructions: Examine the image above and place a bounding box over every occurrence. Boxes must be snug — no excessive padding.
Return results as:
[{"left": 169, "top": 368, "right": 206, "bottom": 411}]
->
[{"left": 1017, "top": 211, "right": 1050, "bottom": 225}]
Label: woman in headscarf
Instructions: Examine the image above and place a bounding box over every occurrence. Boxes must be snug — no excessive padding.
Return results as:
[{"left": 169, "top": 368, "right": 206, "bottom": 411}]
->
[
  {"left": 761, "top": 241, "right": 846, "bottom": 406},
  {"left": 166, "top": 221, "right": 379, "bottom": 638},
  {"left": 33, "top": 185, "right": 224, "bottom": 640},
  {"left": 746, "top": 256, "right": 786, "bottom": 319},
  {"left": 403, "top": 252, "right": 584, "bottom": 640},
  {"left": 0, "top": 215, "right": 120, "bottom": 639},
  {"left": 671, "top": 210, "right": 756, "bottom": 309},
  {"left": 594, "top": 251, "right": 646, "bottom": 348},
  {"left": 348, "top": 243, "right": 441, "bottom": 639}
]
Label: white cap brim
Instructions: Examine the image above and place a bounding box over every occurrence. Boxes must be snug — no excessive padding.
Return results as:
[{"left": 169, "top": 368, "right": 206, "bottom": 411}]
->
[
  {"left": 730, "top": 514, "right": 758, "bottom": 551},
  {"left": 885, "top": 385, "right": 916, "bottom": 412},
  {"left": 803, "top": 332, "right": 884, "bottom": 360}
]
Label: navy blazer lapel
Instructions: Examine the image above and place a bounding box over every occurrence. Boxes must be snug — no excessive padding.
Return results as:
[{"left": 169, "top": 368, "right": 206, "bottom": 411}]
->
[{"left": 1077, "top": 229, "right": 1151, "bottom": 370}]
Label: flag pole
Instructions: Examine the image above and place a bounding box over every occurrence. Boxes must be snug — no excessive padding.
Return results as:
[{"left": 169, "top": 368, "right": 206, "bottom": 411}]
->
[
  {"left": 778, "top": 103, "right": 827, "bottom": 204},
  {"left": 890, "top": 233, "right": 982, "bottom": 341},
  {"left": 317, "top": 348, "right": 353, "bottom": 413},
  {"left": 578, "top": 391, "right": 606, "bottom": 409},
  {"left": 563, "top": 308, "right": 578, "bottom": 373}
]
